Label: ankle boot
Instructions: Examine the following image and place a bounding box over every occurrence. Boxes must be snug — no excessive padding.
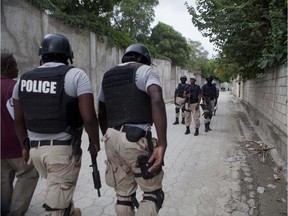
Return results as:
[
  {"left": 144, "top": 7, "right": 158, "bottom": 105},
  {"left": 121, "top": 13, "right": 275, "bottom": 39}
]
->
[
  {"left": 173, "top": 117, "right": 179, "bottom": 125},
  {"left": 185, "top": 126, "right": 190, "bottom": 135},
  {"left": 205, "top": 123, "right": 209, "bottom": 132},
  {"left": 194, "top": 128, "right": 199, "bottom": 136},
  {"left": 181, "top": 118, "right": 185, "bottom": 125},
  {"left": 207, "top": 122, "right": 212, "bottom": 131}
]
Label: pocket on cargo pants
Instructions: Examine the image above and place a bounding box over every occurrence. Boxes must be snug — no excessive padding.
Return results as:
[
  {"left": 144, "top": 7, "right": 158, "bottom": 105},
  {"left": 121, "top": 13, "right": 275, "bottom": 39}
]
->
[{"left": 105, "top": 159, "right": 131, "bottom": 189}]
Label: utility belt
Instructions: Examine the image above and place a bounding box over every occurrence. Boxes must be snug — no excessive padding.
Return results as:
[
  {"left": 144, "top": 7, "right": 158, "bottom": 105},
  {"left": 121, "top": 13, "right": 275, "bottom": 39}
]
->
[
  {"left": 190, "top": 99, "right": 198, "bottom": 104},
  {"left": 30, "top": 139, "right": 72, "bottom": 148},
  {"left": 113, "top": 125, "right": 151, "bottom": 142}
]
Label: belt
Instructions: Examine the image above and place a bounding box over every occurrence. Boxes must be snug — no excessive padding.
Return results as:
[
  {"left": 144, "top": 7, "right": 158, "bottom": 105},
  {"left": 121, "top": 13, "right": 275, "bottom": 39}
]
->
[
  {"left": 113, "top": 125, "right": 149, "bottom": 138},
  {"left": 30, "top": 140, "right": 72, "bottom": 148}
]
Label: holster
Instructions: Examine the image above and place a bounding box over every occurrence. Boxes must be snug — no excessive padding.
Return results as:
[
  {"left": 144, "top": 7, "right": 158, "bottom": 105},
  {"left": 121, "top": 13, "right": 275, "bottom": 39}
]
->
[
  {"left": 136, "top": 132, "right": 162, "bottom": 179},
  {"left": 136, "top": 155, "right": 162, "bottom": 180},
  {"left": 125, "top": 126, "right": 145, "bottom": 142}
]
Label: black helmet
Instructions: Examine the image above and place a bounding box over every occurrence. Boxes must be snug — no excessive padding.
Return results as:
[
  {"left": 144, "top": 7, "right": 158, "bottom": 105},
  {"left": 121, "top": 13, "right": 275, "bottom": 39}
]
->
[
  {"left": 121, "top": 43, "right": 151, "bottom": 65},
  {"left": 38, "top": 34, "right": 74, "bottom": 59},
  {"left": 206, "top": 75, "right": 214, "bottom": 81},
  {"left": 180, "top": 75, "right": 187, "bottom": 81}
]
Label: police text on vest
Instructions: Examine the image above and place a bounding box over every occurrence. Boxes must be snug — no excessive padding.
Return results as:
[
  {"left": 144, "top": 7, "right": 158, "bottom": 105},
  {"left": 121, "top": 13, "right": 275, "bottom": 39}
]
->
[{"left": 21, "top": 80, "right": 57, "bottom": 94}]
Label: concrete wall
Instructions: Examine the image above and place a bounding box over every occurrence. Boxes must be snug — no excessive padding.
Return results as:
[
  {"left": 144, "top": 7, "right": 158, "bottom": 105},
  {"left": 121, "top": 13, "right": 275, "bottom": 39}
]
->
[
  {"left": 232, "top": 65, "right": 288, "bottom": 160},
  {"left": 1, "top": 0, "right": 191, "bottom": 103}
]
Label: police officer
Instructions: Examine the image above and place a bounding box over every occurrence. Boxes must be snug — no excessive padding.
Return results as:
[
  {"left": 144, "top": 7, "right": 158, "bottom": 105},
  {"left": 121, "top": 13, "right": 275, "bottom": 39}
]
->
[
  {"left": 13, "top": 34, "right": 100, "bottom": 216},
  {"left": 173, "top": 75, "right": 187, "bottom": 125},
  {"left": 98, "top": 43, "right": 167, "bottom": 216},
  {"left": 183, "top": 75, "right": 202, "bottom": 136},
  {"left": 201, "top": 75, "right": 217, "bottom": 132}
]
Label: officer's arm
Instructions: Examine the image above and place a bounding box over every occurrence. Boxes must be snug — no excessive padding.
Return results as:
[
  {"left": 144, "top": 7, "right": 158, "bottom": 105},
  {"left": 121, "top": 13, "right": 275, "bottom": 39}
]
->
[
  {"left": 13, "top": 99, "right": 28, "bottom": 146},
  {"left": 13, "top": 99, "right": 29, "bottom": 162},
  {"left": 98, "top": 101, "right": 108, "bottom": 136},
  {"left": 147, "top": 84, "right": 167, "bottom": 173},
  {"left": 78, "top": 93, "right": 100, "bottom": 153},
  {"left": 174, "top": 88, "right": 178, "bottom": 102}
]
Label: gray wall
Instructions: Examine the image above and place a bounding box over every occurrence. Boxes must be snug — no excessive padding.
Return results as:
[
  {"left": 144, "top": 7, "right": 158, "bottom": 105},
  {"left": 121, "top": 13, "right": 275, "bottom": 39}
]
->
[{"left": 231, "top": 65, "right": 288, "bottom": 160}]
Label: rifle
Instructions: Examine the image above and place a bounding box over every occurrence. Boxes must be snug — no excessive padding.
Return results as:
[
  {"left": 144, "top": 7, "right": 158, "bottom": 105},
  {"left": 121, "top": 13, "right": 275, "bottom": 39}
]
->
[{"left": 89, "top": 141, "right": 101, "bottom": 197}]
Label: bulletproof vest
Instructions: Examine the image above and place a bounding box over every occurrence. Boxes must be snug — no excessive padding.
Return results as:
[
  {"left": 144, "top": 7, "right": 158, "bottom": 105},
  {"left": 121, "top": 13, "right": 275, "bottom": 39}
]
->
[
  {"left": 189, "top": 85, "right": 200, "bottom": 103},
  {"left": 18, "top": 65, "right": 82, "bottom": 133},
  {"left": 202, "top": 84, "right": 216, "bottom": 100},
  {"left": 177, "top": 83, "right": 186, "bottom": 97},
  {"left": 102, "top": 63, "right": 153, "bottom": 127}
]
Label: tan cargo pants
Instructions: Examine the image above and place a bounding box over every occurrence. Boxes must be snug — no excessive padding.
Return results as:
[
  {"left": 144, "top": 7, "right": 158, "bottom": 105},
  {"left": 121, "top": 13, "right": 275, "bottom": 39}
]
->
[
  {"left": 103, "top": 128, "right": 164, "bottom": 216},
  {"left": 175, "top": 96, "right": 186, "bottom": 118},
  {"left": 184, "top": 102, "right": 201, "bottom": 128},
  {"left": 30, "top": 145, "right": 81, "bottom": 216}
]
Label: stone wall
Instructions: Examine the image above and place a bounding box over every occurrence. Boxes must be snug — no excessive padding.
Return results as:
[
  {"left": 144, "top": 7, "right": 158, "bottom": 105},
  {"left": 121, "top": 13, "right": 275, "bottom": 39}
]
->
[{"left": 231, "top": 65, "right": 288, "bottom": 160}]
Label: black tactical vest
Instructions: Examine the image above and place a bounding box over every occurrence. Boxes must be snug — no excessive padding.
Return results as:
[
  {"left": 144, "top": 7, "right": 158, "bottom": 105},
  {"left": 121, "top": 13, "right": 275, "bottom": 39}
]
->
[
  {"left": 177, "top": 83, "right": 186, "bottom": 97},
  {"left": 18, "top": 65, "right": 82, "bottom": 133},
  {"left": 102, "top": 63, "right": 153, "bottom": 127},
  {"left": 202, "top": 83, "right": 217, "bottom": 100}
]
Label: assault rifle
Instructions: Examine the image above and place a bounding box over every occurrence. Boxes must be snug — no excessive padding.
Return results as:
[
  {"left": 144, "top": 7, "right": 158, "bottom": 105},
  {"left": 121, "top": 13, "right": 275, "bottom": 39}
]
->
[{"left": 89, "top": 141, "right": 101, "bottom": 197}]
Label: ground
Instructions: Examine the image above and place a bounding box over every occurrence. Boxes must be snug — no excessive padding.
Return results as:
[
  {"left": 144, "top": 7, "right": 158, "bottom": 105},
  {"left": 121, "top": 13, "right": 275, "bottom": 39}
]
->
[{"left": 237, "top": 109, "right": 287, "bottom": 216}]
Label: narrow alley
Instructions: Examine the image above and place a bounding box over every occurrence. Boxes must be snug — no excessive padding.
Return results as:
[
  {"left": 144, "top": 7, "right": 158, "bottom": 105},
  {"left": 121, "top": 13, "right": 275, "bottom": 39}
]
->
[{"left": 26, "top": 91, "right": 287, "bottom": 216}]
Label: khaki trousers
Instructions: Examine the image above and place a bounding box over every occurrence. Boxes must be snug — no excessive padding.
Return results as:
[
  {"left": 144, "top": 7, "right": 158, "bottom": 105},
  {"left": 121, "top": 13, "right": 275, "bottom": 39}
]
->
[
  {"left": 1, "top": 157, "right": 39, "bottom": 216},
  {"left": 184, "top": 103, "right": 201, "bottom": 128},
  {"left": 30, "top": 145, "right": 81, "bottom": 216},
  {"left": 175, "top": 97, "right": 186, "bottom": 118},
  {"left": 103, "top": 128, "right": 164, "bottom": 216}
]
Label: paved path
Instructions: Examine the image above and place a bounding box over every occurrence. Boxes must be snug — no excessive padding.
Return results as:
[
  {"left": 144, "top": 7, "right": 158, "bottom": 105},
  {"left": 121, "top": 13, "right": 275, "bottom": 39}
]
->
[{"left": 26, "top": 92, "right": 257, "bottom": 216}]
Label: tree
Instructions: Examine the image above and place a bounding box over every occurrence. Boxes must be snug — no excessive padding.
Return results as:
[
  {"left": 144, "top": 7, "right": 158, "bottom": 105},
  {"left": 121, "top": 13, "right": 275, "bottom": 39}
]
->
[
  {"left": 150, "top": 22, "right": 191, "bottom": 67},
  {"left": 185, "top": 0, "right": 287, "bottom": 79},
  {"left": 186, "top": 39, "right": 209, "bottom": 72},
  {"left": 112, "top": 0, "right": 159, "bottom": 42}
]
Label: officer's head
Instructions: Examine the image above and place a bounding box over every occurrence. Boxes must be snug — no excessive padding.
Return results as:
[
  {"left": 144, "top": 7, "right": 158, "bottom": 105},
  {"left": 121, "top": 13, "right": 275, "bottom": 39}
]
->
[
  {"left": 206, "top": 75, "right": 213, "bottom": 85},
  {"left": 38, "top": 34, "right": 74, "bottom": 65},
  {"left": 180, "top": 75, "right": 187, "bottom": 84},
  {"left": 190, "top": 75, "right": 196, "bottom": 84},
  {"left": 121, "top": 43, "right": 151, "bottom": 65}
]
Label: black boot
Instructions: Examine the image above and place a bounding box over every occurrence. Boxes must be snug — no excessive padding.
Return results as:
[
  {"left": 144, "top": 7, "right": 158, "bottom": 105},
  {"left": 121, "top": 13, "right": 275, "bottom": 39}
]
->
[
  {"left": 194, "top": 128, "right": 199, "bottom": 136},
  {"left": 185, "top": 126, "right": 190, "bottom": 135},
  {"left": 205, "top": 123, "right": 209, "bottom": 132},
  {"left": 173, "top": 117, "right": 179, "bottom": 125},
  {"left": 181, "top": 117, "right": 185, "bottom": 125},
  {"left": 207, "top": 122, "right": 212, "bottom": 131}
]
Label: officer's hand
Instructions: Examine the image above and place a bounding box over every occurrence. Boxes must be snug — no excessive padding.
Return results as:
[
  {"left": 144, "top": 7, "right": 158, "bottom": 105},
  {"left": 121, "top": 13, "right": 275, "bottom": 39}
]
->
[
  {"left": 89, "top": 143, "right": 100, "bottom": 155},
  {"left": 148, "top": 146, "right": 166, "bottom": 173},
  {"left": 22, "top": 149, "right": 29, "bottom": 163}
]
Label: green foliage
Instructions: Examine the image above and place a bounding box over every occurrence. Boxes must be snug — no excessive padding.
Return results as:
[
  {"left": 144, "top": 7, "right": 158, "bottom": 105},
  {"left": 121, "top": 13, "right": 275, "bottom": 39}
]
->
[
  {"left": 112, "top": 0, "right": 159, "bottom": 42},
  {"left": 26, "top": 0, "right": 133, "bottom": 49},
  {"left": 186, "top": 39, "right": 209, "bottom": 73},
  {"left": 150, "top": 22, "right": 191, "bottom": 67},
  {"left": 185, "top": 0, "right": 287, "bottom": 79}
]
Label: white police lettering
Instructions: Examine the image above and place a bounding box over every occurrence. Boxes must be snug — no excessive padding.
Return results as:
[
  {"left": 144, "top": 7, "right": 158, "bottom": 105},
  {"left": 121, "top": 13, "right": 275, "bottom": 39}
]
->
[{"left": 21, "top": 80, "right": 57, "bottom": 94}]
